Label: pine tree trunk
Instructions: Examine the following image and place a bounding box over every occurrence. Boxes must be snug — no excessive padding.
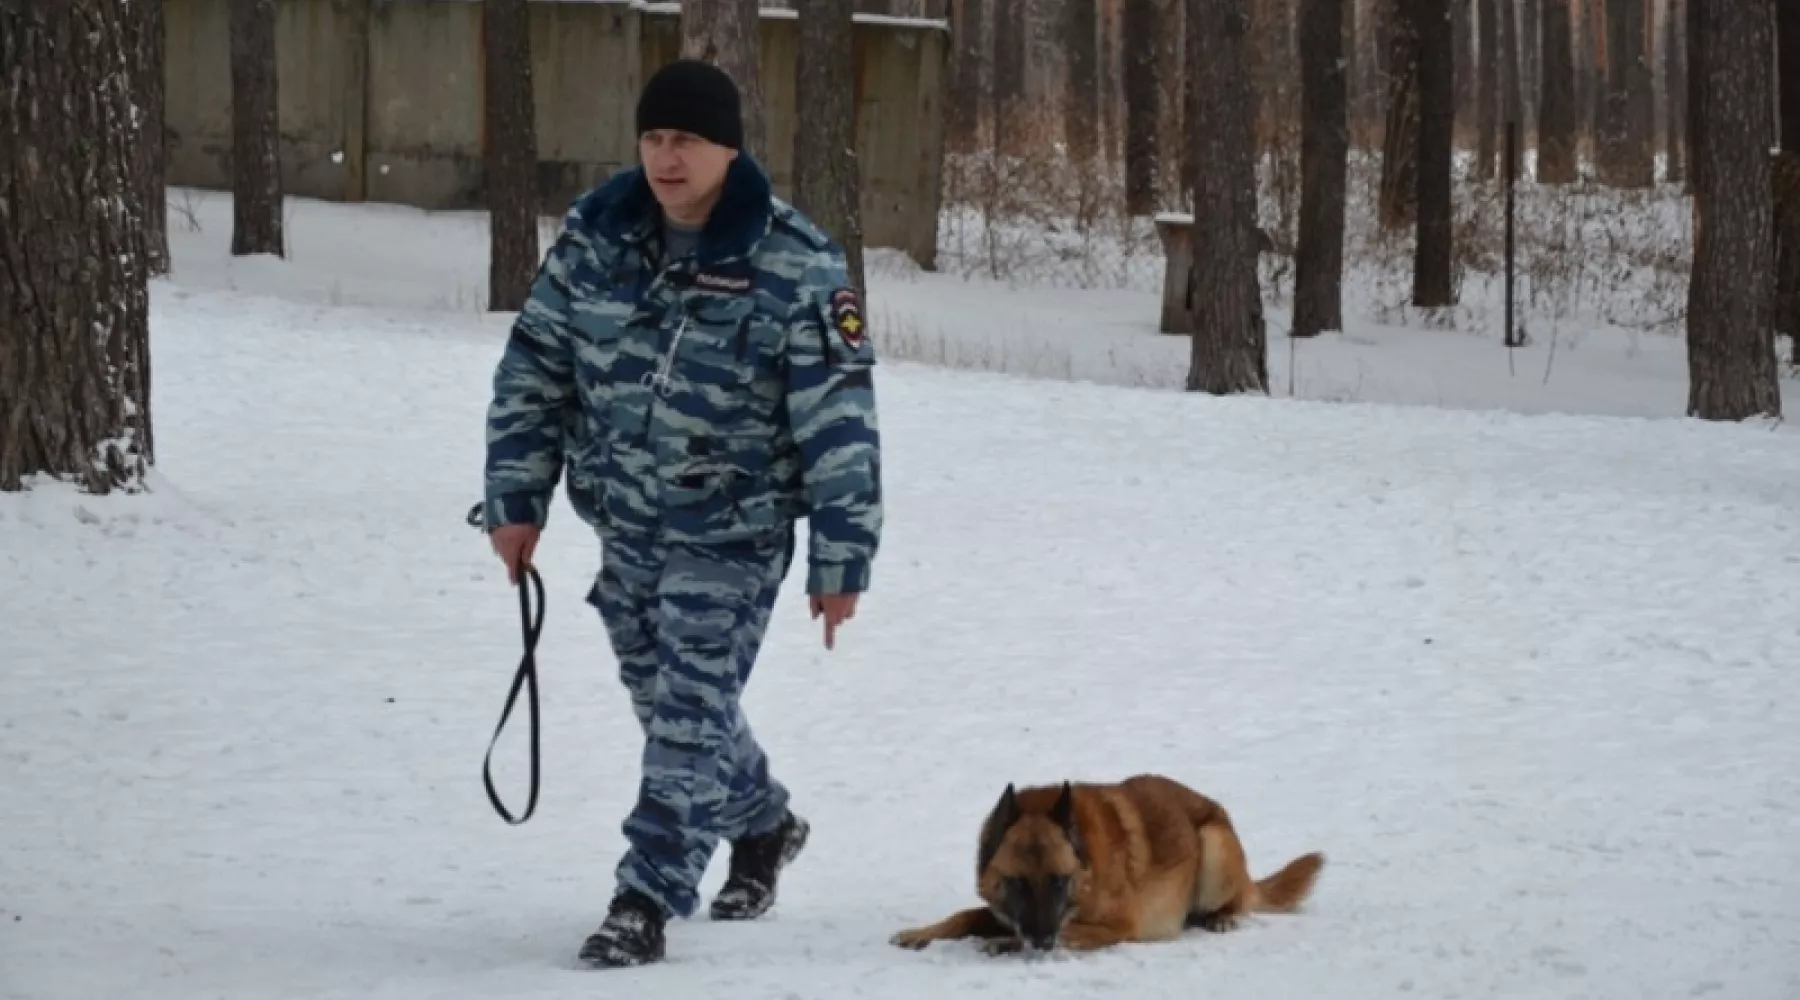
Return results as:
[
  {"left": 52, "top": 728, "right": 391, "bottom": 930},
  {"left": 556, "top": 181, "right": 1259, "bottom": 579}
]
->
[
  {"left": 1065, "top": 0, "right": 1100, "bottom": 165},
  {"left": 1686, "top": 0, "right": 1705, "bottom": 197},
  {"left": 680, "top": 0, "right": 767, "bottom": 163},
  {"left": 794, "top": 0, "right": 867, "bottom": 301},
  {"left": 1185, "top": 0, "right": 1270, "bottom": 394},
  {"left": 1294, "top": 0, "right": 1350, "bottom": 336},
  {"left": 1538, "top": 0, "right": 1578, "bottom": 182},
  {"left": 1453, "top": 0, "right": 1473, "bottom": 132},
  {"left": 992, "top": 0, "right": 1028, "bottom": 153},
  {"left": 1778, "top": 0, "right": 1800, "bottom": 153},
  {"left": 483, "top": 0, "right": 539, "bottom": 313},
  {"left": 1379, "top": 0, "right": 1421, "bottom": 229},
  {"left": 1664, "top": 0, "right": 1686, "bottom": 185},
  {"left": 947, "top": 0, "right": 986, "bottom": 153},
  {"left": 1414, "top": 0, "right": 1455, "bottom": 306},
  {"left": 128, "top": 0, "right": 170, "bottom": 277},
  {"left": 1598, "top": 0, "right": 1654, "bottom": 187},
  {"left": 1123, "top": 0, "right": 1163, "bottom": 214},
  {"left": 0, "top": 0, "right": 153, "bottom": 493},
  {"left": 1521, "top": 0, "right": 1541, "bottom": 140},
  {"left": 1498, "top": 0, "right": 1521, "bottom": 176},
  {"left": 229, "top": 0, "right": 284, "bottom": 257},
  {"left": 1685, "top": 0, "right": 1781, "bottom": 421},
  {"left": 1475, "top": 0, "right": 1497, "bottom": 178}
]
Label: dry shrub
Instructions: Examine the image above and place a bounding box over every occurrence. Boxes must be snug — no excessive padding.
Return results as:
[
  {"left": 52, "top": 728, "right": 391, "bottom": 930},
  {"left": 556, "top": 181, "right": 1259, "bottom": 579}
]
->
[
  {"left": 931, "top": 121, "right": 1699, "bottom": 344},
  {"left": 936, "top": 108, "right": 1164, "bottom": 290}
]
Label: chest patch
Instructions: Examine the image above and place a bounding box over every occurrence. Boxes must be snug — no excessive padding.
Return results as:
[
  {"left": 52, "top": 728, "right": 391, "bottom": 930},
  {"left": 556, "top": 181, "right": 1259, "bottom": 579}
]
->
[{"left": 693, "top": 266, "right": 754, "bottom": 294}]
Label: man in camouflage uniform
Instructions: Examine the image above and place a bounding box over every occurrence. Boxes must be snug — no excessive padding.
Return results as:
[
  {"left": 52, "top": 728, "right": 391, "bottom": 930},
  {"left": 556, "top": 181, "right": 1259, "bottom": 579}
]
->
[{"left": 479, "top": 59, "right": 883, "bottom": 968}]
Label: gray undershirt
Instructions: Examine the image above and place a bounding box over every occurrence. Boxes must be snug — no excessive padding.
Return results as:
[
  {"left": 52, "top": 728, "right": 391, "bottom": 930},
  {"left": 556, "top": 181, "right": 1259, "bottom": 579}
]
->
[{"left": 662, "top": 219, "right": 701, "bottom": 264}]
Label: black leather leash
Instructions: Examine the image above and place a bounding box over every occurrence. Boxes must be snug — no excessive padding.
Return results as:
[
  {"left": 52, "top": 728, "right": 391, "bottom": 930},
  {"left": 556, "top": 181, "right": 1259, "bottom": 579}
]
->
[{"left": 466, "top": 502, "right": 544, "bottom": 825}]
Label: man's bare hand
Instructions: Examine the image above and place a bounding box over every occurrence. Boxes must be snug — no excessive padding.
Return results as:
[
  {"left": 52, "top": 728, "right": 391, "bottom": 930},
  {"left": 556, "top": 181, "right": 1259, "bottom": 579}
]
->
[
  {"left": 490, "top": 524, "right": 540, "bottom": 584},
  {"left": 810, "top": 593, "right": 859, "bottom": 650}
]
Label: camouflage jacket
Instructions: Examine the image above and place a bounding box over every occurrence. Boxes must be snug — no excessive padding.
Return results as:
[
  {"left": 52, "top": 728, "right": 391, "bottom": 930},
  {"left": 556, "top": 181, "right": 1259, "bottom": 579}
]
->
[{"left": 482, "top": 155, "right": 883, "bottom": 595}]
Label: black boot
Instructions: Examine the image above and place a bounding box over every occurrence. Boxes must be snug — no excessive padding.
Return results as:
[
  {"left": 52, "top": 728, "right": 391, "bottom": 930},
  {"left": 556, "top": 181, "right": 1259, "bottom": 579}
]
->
[
  {"left": 709, "top": 810, "right": 810, "bottom": 921},
  {"left": 578, "top": 887, "right": 667, "bottom": 968}
]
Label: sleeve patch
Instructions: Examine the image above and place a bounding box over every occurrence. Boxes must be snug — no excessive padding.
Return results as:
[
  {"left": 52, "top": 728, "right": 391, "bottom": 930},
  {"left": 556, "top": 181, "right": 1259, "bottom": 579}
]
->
[{"left": 827, "top": 288, "right": 868, "bottom": 351}]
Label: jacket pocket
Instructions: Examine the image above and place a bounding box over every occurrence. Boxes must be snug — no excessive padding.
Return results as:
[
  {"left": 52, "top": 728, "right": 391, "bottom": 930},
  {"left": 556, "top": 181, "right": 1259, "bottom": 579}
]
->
[{"left": 656, "top": 431, "right": 786, "bottom": 543}]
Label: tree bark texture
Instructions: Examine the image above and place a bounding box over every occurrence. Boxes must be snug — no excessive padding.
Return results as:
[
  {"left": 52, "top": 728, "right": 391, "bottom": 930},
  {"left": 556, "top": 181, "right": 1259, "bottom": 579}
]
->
[
  {"left": 1664, "top": 0, "right": 1686, "bottom": 185},
  {"left": 1379, "top": 0, "right": 1421, "bottom": 229},
  {"left": 947, "top": 0, "right": 986, "bottom": 152},
  {"left": 0, "top": 0, "right": 153, "bottom": 493},
  {"left": 1453, "top": 0, "right": 1473, "bottom": 128},
  {"left": 1185, "top": 0, "right": 1270, "bottom": 395},
  {"left": 1294, "top": 0, "right": 1349, "bottom": 336},
  {"left": 794, "top": 0, "right": 868, "bottom": 302},
  {"left": 1538, "top": 0, "right": 1578, "bottom": 183},
  {"left": 1124, "top": 0, "right": 1163, "bottom": 213},
  {"left": 1779, "top": 0, "right": 1800, "bottom": 153},
  {"left": 483, "top": 0, "right": 539, "bottom": 313},
  {"left": 128, "top": 0, "right": 169, "bottom": 276},
  {"left": 1686, "top": 0, "right": 1705, "bottom": 197},
  {"left": 230, "top": 0, "right": 284, "bottom": 257},
  {"left": 1476, "top": 0, "right": 1497, "bottom": 178},
  {"left": 1521, "top": 0, "right": 1540, "bottom": 137},
  {"left": 992, "top": 0, "right": 1028, "bottom": 153},
  {"left": 1597, "top": 0, "right": 1654, "bottom": 187},
  {"left": 1685, "top": 0, "right": 1781, "bottom": 421},
  {"left": 1414, "top": 0, "right": 1454, "bottom": 306},
  {"left": 1498, "top": 0, "right": 1521, "bottom": 176},
  {"left": 1064, "top": 0, "right": 1100, "bottom": 164},
  {"left": 680, "top": 0, "right": 768, "bottom": 163}
]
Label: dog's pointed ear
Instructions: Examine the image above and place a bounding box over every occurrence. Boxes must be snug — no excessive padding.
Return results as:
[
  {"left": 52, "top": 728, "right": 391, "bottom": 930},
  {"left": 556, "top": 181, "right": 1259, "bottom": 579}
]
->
[
  {"left": 1050, "top": 781, "right": 1075, "bottom": 830},
  {"left": 977, "top": 783, "right": 1021, "bottom": 876},
  {"left": 1051, "top": 782, "right": 1089, "bottom": 868}
]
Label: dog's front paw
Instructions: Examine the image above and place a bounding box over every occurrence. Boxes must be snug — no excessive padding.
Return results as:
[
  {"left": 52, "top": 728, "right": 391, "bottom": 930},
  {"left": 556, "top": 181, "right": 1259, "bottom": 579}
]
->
[
  {"left": 1194, "top": 910, "right": 1241, "bottom": 934},
  {"left": 981, "top": 937, "right": 1024, "bottom": 957},
  {"left": 890, "top": 927, "right": 936, "bottom": 950}
]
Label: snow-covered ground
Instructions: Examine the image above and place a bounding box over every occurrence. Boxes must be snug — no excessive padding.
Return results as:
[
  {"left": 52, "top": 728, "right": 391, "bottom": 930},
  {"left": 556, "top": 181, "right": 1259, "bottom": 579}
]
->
[{"left": 4, "top": 190, "right": 1799, "bottom": 1000}]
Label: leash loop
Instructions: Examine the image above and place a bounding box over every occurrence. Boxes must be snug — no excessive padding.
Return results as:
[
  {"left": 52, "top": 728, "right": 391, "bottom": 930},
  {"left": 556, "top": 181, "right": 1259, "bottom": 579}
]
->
[{"left": 469, "top": 501, "right": 545, "bottom": 825}]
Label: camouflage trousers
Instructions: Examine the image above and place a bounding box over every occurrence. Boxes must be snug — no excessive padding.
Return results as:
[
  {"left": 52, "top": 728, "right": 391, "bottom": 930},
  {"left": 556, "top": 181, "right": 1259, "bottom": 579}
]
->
[{"left": 585, "top": 524, "right": 796, "bottom": 919}]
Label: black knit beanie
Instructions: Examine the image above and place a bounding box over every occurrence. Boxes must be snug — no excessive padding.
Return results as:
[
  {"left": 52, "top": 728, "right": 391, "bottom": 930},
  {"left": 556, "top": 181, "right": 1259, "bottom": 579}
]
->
[{"left": 635, "top": 59, "right": 744, "bottom": 150}]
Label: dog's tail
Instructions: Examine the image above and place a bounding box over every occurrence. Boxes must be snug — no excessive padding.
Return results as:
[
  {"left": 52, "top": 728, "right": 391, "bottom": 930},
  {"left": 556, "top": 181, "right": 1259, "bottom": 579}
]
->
[{"left": 1249, "top": 851, "right": 1325, "bottom": 913}]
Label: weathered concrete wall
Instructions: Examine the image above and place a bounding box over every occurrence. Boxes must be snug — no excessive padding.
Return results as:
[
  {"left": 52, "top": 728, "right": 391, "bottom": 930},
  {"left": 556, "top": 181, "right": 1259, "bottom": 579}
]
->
[{"left": 163, "top": 0, "right": 947, "bottom": 265}]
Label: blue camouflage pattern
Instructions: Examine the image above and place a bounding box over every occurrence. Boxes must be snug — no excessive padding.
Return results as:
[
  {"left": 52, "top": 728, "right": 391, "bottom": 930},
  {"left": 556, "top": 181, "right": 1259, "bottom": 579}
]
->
[
  {"left": 481, "top": 152, "right": 883, "bottom": 596},
  {"left": 589, "top": 527, "right": 795, "bottom": 918},
  {"left": 480, "top": 152, "right": 880, "bottom": 921}
]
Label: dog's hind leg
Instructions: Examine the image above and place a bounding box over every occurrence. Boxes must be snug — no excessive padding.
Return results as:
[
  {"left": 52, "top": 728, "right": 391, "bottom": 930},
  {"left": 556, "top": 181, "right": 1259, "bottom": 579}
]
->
[{"left": 1184, "top": 818, "right": 1257, "bottom": 933}]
